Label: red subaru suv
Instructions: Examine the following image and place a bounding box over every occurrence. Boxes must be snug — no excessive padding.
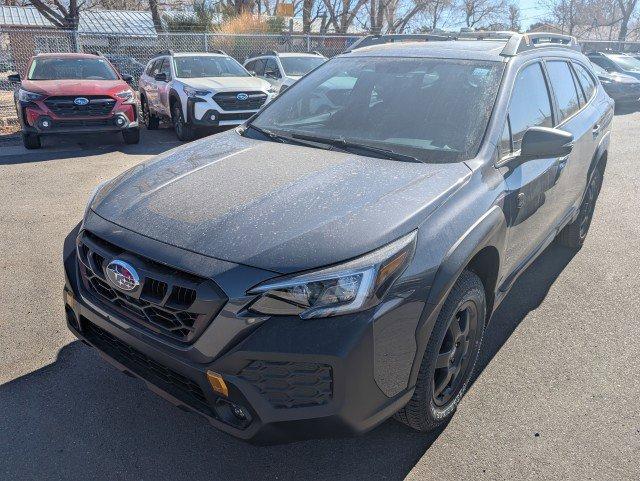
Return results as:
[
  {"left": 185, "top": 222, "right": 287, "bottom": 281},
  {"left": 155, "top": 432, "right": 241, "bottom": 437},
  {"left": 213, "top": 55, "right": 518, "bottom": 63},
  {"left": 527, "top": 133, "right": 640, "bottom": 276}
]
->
[{"left": 9, "top": 52, "right": 139, "bottom": 149}]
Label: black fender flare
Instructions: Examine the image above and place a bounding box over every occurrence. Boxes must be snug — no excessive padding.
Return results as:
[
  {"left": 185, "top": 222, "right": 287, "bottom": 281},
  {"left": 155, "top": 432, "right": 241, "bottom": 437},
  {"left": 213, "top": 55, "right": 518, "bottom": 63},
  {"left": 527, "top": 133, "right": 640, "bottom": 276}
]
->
[
  {"left": 168, "top": 89, "right": 182, "bottom": 117},
  {"left": 407, "top": 206, "right": 507, "bottom": 388}
]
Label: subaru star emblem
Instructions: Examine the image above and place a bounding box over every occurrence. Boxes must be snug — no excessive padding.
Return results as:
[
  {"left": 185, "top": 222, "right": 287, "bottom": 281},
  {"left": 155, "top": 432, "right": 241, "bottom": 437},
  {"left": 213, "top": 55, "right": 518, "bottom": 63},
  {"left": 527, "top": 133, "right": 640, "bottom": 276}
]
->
[
  {"left": 74, "top": 97, "right": 89, "bottom": 106},
  {"left": 236, "top": 93, "right": 249, "bottom": 101},
  {"left": 105, "top": 260, "right": 140, "bottom": 291}
]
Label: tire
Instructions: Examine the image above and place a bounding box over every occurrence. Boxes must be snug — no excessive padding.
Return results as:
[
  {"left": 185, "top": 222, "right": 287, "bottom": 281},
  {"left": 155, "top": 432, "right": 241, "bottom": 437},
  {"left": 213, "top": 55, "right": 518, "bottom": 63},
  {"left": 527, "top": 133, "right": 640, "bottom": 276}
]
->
[
  {"left": 122, "top": 128, "right": 140, "bottom": 145},
  {"left": 395, "top": 270, "right": 486, "bottom": 432},
  {"left": 141, "top": 97, "right": 159, "bottom": 130},
  {"left": 172, "top": 101, "right": 194, "bottom": 141},
  {"left": 22, "top": 132, "right": 41, "bottom": 149},
  {"left": 556, "top": 166, "right": 603, "bottom": 249}
]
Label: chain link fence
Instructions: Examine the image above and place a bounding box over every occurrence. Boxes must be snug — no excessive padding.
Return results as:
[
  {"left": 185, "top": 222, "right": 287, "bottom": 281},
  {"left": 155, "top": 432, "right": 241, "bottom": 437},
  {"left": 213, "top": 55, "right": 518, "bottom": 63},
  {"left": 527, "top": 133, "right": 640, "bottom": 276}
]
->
[
  {"left": 0, "top": 27, "right": 361, "bottom": 124},
  {"left": 2, "top": 29, "right": 640, "bottom": 128}
]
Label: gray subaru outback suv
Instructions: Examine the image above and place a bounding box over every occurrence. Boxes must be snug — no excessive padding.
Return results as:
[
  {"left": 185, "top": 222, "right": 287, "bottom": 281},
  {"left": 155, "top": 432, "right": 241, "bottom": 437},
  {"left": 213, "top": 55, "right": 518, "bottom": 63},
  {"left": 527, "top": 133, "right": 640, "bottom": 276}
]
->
[{"left": 63, "top": 32, "right": 612, "bottom": 442}]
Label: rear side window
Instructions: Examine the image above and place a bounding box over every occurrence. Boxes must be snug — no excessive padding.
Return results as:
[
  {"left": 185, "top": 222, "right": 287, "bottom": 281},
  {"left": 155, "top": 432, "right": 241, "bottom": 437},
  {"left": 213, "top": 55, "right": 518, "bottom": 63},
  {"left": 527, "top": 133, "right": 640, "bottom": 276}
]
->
[
  {"left": 573, "top": 63, "right": 597, "bottom": 102},
  {"left": 265, "top": 58, "right": 280, "bottom": 78},
  {"left": 245, "top": 60, "right": 255, "bottom": 72},
  {"left": 507, "top": 62, "right": 553, "bottom": 151},
  {"left": 546, "top": 61, "right": 581, "bottom": 122}
]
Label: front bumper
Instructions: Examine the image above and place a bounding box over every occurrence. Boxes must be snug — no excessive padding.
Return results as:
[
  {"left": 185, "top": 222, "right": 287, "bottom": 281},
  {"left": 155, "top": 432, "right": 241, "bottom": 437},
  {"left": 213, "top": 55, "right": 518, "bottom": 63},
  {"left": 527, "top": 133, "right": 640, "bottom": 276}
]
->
[
  {"left": 20, "top": 100, "right": 138, "bottom": 135},
  {"left": 62, "top": 231, "right": 415, "bottom": 443},
  {"left": 187, "top": 98, "right": 259, "bottom": 127}
]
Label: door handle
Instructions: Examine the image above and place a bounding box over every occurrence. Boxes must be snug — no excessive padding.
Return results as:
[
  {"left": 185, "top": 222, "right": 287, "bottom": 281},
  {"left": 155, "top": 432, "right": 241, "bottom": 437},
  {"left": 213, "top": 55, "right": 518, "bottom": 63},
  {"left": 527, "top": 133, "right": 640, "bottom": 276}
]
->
[{"left": 592, "top": 123, "right": 601, "bottom": 136}]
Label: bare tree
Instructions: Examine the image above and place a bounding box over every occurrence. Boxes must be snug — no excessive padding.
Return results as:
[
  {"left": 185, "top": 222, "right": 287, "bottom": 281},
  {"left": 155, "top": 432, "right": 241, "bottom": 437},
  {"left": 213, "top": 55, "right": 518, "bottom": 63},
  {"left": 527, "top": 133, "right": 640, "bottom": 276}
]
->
[
  {"left": 507, "top": 2, "right": 520, "bottom": 31},
  {"left": 26, "top": 0, "right": 84, "bottom": 29},
  {"left": 460, "top": 0, "right": 506, "bottom": 28},
  {"left": 617, "top": 0, "right": 639, "bottom": 39},
  {"left": 322, "top": 0, "right": 369, "bottom": 33}
]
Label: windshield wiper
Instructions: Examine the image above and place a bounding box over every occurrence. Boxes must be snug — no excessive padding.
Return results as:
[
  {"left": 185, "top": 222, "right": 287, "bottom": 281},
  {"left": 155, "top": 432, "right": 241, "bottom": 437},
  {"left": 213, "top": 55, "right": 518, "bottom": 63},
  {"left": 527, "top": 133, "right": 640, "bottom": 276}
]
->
[
  {"left": 243, "top": 124, "right": 331, "bottom": 150},
  {"left": 291, "top": 133, "right": 423, "bottom": 163}
]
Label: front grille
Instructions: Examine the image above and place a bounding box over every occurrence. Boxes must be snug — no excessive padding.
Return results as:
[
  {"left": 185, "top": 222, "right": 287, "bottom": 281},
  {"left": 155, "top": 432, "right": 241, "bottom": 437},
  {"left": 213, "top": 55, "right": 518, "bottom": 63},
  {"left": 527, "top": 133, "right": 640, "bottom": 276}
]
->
[
  {"left": 77, "top": 230, "right": 227, "bottom": 344},
  {"left": 239, "top": 360, "right": 333, "bottom": 409},
  {"left": 45, "top": 96, "right": 116, "bottom": 117},
  {"left": 213, "top": 91, "right": 267, "bottom": 111},
  {"left": 83, "top": 320, "right": 212, "bottom": 416},
  {"left": 217, "top": 111, "right": 254, "bottom": 121},
  {"left": 53, "top": 119, "right": 113, "bottom": 128}
]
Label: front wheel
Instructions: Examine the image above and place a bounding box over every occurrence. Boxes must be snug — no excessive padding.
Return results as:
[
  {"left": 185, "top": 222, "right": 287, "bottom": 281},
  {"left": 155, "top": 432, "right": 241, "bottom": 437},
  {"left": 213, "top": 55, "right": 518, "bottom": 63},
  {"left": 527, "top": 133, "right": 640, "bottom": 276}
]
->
[
  {"left": 172, "top": 102, "right": 194, "bottom": 141},
  {"left": 395, "top": 270, "right": 486, "bottom": 432},
  {"left": 122, "top": 128, "right": 140, "bottom": 145}
]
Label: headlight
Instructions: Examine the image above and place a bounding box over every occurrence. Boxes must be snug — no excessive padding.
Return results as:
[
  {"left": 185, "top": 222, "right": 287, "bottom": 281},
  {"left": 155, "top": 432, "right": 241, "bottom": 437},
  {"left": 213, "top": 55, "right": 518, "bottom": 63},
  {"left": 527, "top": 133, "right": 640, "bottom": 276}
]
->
[
  {"left": 600, "top": 78, "right": 612, "bottom": 84},
  {"left": 183, "top": 86, "right": 210, "bottom": 98},
  {"left": 116, "top": 89, "right": 134, "bottom": 101},
  {"left": 247, "top": 231, "right": 417, "bottom": 319},
  {"left": 267, "top": 86, "right": 279, "bottom": 96},
  {"left": 18, "top": 89, "right": 43, "bottom": 102}
]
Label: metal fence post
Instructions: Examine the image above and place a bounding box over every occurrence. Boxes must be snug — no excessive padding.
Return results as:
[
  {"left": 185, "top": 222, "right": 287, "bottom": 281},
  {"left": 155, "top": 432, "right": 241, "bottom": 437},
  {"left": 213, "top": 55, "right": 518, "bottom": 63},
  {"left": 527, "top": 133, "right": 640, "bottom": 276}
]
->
[
  {"left": 306, "top": 34, "right": 310, "bottom": 52},
  {"left": 204, "top": 33, "right": 209, "bottom": 52}
]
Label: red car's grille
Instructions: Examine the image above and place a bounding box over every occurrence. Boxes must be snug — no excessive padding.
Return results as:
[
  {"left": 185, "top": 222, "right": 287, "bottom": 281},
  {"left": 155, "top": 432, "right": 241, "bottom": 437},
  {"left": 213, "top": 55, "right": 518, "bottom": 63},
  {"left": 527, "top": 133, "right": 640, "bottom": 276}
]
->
[{"left": 44, "top": 96, "right": 116, "bottom": 117}]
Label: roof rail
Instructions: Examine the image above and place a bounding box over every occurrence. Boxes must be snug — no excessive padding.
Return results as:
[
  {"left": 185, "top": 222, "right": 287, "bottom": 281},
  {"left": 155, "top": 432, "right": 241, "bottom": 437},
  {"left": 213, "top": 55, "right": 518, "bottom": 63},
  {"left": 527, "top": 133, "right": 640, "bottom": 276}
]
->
[
  {"left": 456, "top": 30, "right": 516, "bottom": 41},
  {"left": 262, "top": 50, "right": 278, "bottom": 56},
  {"left": 345, "top": 33, "right": 453, "bottom": 52},
  {"left": 210, "top": 49, "right": 227, "bottom": 55},
  {"left": 310, "top": 50, "right": 323, "bottom": 56},
  {"left": 501, "top": 32, "right": 581, "bottom": 56},
  {"left": 154, "top": 49, "right": 174, "bottom": 57},
  {"left": 90, "top": 50, "right": 103, "bottom": 57}
]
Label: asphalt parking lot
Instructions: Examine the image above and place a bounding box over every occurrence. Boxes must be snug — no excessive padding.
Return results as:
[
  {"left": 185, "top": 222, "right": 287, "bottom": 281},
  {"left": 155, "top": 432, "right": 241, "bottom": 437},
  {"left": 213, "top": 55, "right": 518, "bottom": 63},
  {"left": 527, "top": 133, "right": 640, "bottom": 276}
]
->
[{"left": 1, "top": 117, "right": 639, "bottom": 480}]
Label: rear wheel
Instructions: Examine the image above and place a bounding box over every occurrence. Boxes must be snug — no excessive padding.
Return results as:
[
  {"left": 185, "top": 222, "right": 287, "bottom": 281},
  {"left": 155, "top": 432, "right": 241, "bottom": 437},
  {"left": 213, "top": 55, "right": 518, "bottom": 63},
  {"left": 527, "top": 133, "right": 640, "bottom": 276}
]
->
[
  {"left": 122, "top": 128, "right": 140, "bottom": 144},
  {"left": 395, "top": 270, "right": 486, "bottom": 432},
  {"left": 141, "top": 97, "right": 159, "bottom": 130},
  {"left": 22, "top": 132, "right": 41, "bottom": 149},
  {"left": 556, "top": 167, "right": 603, "bottom": 249},
  {"left": 172, "top": 101, "right": 194, "bottom": 141}
]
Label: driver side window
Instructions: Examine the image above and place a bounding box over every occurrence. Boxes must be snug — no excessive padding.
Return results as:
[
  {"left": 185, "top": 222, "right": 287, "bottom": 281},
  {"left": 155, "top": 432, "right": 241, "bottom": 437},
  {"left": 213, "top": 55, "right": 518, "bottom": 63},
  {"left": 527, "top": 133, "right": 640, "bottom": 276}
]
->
[{"left": 502, "top": 62, "right": 553, "bottom": 156}]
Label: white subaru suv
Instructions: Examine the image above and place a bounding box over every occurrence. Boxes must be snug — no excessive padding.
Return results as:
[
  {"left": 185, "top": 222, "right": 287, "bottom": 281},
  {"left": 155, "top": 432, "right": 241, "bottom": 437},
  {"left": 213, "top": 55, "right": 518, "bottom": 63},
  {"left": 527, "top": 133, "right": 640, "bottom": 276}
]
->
[
  {"left": 244, "top": 51, "right": 326, "bottom": 94},
  {"left": 139, "top": 50, "right": 275, "bottom": 141}
]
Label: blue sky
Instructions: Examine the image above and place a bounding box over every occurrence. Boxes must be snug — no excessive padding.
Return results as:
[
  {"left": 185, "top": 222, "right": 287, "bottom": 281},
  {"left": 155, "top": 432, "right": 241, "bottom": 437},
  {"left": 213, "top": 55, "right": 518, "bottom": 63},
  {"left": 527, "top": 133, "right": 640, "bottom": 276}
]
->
[{"left": 517, "top": 0, "right": 549, "bottom": 29}]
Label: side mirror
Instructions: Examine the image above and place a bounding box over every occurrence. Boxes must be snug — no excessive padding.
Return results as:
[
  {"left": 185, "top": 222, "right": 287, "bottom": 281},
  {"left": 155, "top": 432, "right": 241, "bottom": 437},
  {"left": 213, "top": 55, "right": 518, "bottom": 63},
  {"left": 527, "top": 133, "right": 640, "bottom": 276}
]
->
[
  {"left": 154, "top": 72, "right": 167, "bottom": 82},
  {"left": 520, "top": 126, "right": 574, "bottom": 160},
  {"left": 122, "top": 73, "right": 133, "bottom": 83},
  {"left": 8, "top": 73, "right": 21, "bottom": 84}
]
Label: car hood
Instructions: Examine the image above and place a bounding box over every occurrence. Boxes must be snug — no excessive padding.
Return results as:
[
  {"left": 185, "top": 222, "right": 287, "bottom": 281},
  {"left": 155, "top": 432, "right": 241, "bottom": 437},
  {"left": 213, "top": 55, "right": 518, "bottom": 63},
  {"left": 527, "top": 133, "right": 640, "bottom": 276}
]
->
[
  {"left": 20, "top": 79, "right": 129, "bottom": 96},
  {"left": 180, "top": 76, "right": 269, "bottom": 92},
  {"left": 608, "top": 72, "right": 640, "bottom": 84},
  {"left": 91, "top": 130, "right": 470, "bottom": 274}
]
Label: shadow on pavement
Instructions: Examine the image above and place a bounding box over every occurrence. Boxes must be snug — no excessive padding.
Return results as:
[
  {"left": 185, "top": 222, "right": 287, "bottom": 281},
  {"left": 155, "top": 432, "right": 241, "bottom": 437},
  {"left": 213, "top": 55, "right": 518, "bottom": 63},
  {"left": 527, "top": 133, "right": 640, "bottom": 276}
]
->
[
  {"left": 0, "top": 243, "right": 576, "bottom": 481},
  {"left": 0, "top": 129, "right": 182, "bottom": 165}
]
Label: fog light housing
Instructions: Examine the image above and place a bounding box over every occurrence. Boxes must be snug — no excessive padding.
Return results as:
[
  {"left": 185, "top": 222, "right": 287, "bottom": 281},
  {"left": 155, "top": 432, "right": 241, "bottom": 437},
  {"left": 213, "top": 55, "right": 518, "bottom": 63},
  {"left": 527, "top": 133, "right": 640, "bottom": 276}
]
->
[
  {"left": 210, "top": 114, "right": 217, "bottom": 121},
  {"left": 39, "top": 117, "right": 52, "bottom": 129},
  {"left": 206, "top": 370, "right": 228, "bottom": 397},
  {"left": 115, "top": 116, "right": 126, "bottom": 127}
]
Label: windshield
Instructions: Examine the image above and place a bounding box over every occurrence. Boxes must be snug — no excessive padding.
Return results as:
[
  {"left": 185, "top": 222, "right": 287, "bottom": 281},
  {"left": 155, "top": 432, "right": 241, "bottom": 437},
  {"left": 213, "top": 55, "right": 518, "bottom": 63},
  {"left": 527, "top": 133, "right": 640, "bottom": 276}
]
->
[
  {"left": 250, "top": 57, "right": 504, "bottom": 163},
  {"left": 609, "top": 54, "right": 640, "bottom": 72},
  {"left": 28, "top": 57, "right": 119, "bottom": 80},
  {"left": 173, "top": 56, "right": 249, "bottom": 78},
  {"left": 280, "top": 56, "right": 326, "bottom": 76}
]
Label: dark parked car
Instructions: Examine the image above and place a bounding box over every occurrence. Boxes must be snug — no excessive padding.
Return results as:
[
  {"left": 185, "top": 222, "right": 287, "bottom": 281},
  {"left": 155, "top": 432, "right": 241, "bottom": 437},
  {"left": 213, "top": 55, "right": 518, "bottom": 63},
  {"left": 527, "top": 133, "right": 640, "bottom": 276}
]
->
[
  {"left": 590, "top": 61, "right": 640, "bottom": 106},
  {"left": 63, "top": 32, "right": 612, "bottom": 442},
  {"left": 105, "top": 54, "right": 145, "bottom": 85},
  {"left": 586, "top": 51, "right": 640, "bottom": 81}
]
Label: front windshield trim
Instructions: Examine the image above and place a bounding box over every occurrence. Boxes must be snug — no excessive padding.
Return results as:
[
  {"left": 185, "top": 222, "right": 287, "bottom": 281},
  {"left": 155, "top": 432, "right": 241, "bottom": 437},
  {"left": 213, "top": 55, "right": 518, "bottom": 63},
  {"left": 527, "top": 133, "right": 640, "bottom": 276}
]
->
[
  {"left": 172, "top": 55, "right": 250, "bottom": 79},
  {"left": 248, "top": 56, "right": 505, "bottom": 164}
]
